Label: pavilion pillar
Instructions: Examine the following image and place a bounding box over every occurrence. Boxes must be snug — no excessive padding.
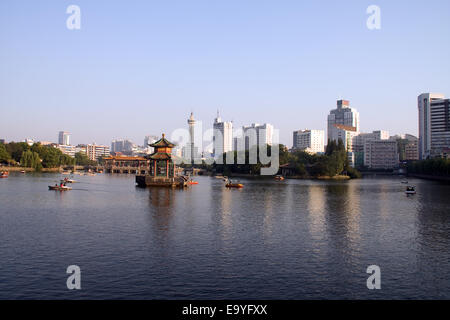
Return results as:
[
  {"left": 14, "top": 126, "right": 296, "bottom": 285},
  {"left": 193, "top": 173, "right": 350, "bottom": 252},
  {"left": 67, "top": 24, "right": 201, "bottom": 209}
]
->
[{"left": 166, "top": 160, "right": 169, "bottom": 178}]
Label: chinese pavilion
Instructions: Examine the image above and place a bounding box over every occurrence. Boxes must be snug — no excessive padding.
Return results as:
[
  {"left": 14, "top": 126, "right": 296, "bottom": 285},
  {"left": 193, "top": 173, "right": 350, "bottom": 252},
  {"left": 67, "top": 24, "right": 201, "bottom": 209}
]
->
[
  {"left": 136, "top": 134, "right": 187, "bottom": 187},
  {"left": 148, "top": 133, "right": 176, "bottom": 177}
]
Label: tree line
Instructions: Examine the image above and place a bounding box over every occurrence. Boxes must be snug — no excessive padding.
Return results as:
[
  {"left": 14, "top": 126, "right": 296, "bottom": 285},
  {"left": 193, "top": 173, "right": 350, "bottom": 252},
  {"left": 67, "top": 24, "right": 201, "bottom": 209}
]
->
[
  {"left": 210, "top": 139, "right": 361, "bottom": 178},
  {"left": 407, "top": 158, "right": 450, "bottom": 176},
  {"left": 0, "top": 142, "right": 97, "bottom": 170}
]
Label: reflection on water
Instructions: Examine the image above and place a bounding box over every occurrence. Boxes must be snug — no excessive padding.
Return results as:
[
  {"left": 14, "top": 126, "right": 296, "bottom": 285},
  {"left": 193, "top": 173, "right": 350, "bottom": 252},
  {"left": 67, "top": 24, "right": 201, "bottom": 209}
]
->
[
  {"left": 306, "top": 185, "right": 326, "bottom": 239},
  {"left": 0, "top": 173, "right": 449, "bottom": 299},
  {"left": 148, "top": 188, "right": 175, "bottom": 244}
]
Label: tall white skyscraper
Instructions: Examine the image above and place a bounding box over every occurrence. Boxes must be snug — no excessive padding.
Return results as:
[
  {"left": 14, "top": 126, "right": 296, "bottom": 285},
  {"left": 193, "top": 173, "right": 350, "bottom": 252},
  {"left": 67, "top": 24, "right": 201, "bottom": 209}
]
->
[
  {"left": 213, "top": 111, "right": 233, "bottom": 158},
  {"left": 241, "top": 123, "right": 274, "bottom": 150},
  {"left": 58, "top": 131, "right": 71, "bottom": 145},
  {"left": 418, "top": 93, "right": 449, "bottom": 159},
  {"left": 144, "top": 135, "right": 158, "bottom": 154},
  {"left": 293, "top": 129, "right": 325, "bottom": 154},
  {"left": 187, "top": 112, "right": 197, "bottom": 162},
  {"left": 327, "top": 100, "right": 360, "bottom": 143}
]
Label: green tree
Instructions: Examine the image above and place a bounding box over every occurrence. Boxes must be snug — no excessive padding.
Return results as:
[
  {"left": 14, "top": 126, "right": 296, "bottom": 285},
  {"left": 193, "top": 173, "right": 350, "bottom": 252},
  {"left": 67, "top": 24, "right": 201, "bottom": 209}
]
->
[
  {"left": 20, "top": 150, "right": 42, "bottom": 171},
  {"left": 75, "top": 152, "right": 97, "bottom": 166},
  {"left": 60, "top": 154, "right": 75, "bottom": 166},
  {"left": 408, "top": 159, "right": 450, "bottom": 176},
  {"left": 0, "top": 144, "right": 11, "bottom": 163},
  {"left": 6, "top": 142, "right": 30, "bottom": 162},
  {"left": 40, "top": 146, "right": 61, "bottom": 168}
]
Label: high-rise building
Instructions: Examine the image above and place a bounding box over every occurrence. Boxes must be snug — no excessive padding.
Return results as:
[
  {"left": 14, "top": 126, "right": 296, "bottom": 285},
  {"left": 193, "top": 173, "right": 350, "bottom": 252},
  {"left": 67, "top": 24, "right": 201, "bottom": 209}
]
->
[
  {"left": 86, "top": 144, "right": 110, "bottom": 161},
  {"left": 418, "top": 93, "right": 450, "bottom": 159},
  {"left": 213, "top": 111, "right": 233, "bottom": 158},
  {"left": 241, "top": 123, "right": 274, "bottom": 150},
  {"left": 144, "top": 135, "right": 158, "bottom": 154},
  {"left": 327, "top": 100, "right": 360, "bottom": 143},
  {"left": 429, "top": 97, "right": 450, "bottom": 158},
  {"left": 352, "top": 130, "right": 390, "bottom": 167},
  {"left": 405, "top": 140, "right": 419, "bottom": 161},
  {"left": 111, "top": 139, "right": 134, "bottom": 154},
  {"left": 187, "top": 112, "right": 197, "bottom": 162},
  {"left": 353, "top": 130, "right": 390, "bottom": 151},
  {"left": 58, "top": 131, "right": 71, "bottom": 145},
  {"left": 292, "top": 129, "right": 325, "bottom": 154},
  {"left": 57, "top": 145, "right": 77, "bottom": 157},
  {"left": 364, "top": 140, "right": 399, "bottom": 169}
]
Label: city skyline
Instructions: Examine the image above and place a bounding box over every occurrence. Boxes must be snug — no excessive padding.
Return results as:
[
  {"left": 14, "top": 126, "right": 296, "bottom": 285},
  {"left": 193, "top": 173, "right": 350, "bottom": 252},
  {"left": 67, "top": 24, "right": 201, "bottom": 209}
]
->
[
  {"left": 0, "top": 95, "right": 433, "bottom": 149},
  {"left": 1, "top": 1, "right": 450, "bottom": 146}
]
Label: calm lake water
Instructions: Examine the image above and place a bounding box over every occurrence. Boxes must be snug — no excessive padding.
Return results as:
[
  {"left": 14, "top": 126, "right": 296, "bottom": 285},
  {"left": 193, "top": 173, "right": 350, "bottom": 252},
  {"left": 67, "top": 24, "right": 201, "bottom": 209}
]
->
[{"left": 0, "top": 173, "right": 449, "bottom": 299}]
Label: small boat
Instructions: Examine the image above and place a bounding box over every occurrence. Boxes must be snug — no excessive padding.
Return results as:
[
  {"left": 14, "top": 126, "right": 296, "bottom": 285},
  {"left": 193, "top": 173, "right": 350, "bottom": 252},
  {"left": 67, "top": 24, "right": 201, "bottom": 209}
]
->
[
  {"left": 405, "top": 186, "right": 416, "bottom": 195},
  {"left": 49, "top": 185, "right": 72, "bottom": 191},
  {"left": 63, "top": 178, "right": 77, "bottom": 183},
  {"left": 20, "top": 170, "right": 26, "bottom": 173},
  {"left": 401, "top": 180, "right": 408, "bottom": 184},
  {"left": 61, "top": 171, "right": 71, "bottom": 175},
  {"left": 225, "top": 178, "right": 244, "bottom": 188},
  {"left": 226, "top": 183, "right": 244, "bottom": 188},
  {"left": 0, "top": 171, "right": 9, "bottom": 178},
  {"left": 188, "top": 180, "right": 198, "bottom": 185},
  {"left": 275, "top": 175, "right": 285, "bottom": 181}
]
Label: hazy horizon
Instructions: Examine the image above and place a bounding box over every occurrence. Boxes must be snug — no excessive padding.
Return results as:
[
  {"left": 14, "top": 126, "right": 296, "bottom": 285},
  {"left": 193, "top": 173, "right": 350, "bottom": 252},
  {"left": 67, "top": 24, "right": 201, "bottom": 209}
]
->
[{"left": 1, "top": 0, "right": 449, "bottom": 146}]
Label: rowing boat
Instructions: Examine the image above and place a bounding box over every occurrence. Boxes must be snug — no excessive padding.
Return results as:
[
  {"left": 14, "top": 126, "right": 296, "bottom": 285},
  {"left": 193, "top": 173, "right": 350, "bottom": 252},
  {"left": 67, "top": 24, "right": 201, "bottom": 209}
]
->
[
  {"left": 225, "top": 183, "right": 244, "bottom": 188},
  {"left": 48, "top": 185, "right": 72, "bottom": 191}
]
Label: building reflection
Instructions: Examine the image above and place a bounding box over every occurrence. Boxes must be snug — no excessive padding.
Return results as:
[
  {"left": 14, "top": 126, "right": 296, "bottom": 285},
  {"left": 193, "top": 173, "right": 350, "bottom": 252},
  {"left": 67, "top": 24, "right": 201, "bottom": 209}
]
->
[
  {"left": 323, "top": 182, "right": 361, "bottom": 256},
  {"left": 218, "top": 186, "right": 233, "bottom": 241},
  {"left": 306, "top": 185, "right": 326, "bottom": 239},
  {"left": 415, "top": 183, "right": 450, "bottom": 255},
  {"left": 363, "top": 179, "right": 390, "bottom": 220},
  {"left": 262, "top": 186, "right": 275, "bottom": 237},
  {"left": 147, "top": 187, "right": 175, "bottom": 244}
]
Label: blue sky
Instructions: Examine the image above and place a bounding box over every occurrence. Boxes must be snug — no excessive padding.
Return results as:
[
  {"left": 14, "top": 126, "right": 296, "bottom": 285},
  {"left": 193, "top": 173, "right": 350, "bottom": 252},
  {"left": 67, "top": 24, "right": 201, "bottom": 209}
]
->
[{"left": 1, "top": 0, "right": 449, "bottom": 146}]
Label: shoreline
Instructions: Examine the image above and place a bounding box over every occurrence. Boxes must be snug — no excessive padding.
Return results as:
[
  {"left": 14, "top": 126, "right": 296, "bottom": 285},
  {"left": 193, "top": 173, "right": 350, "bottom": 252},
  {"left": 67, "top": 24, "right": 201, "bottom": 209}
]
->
[
  {"left": 0, "top": 166, "right": 61, "bottom": 173},
  {"left": 211, "top": 172, "right": 352, "bottom": 181},
  {"left": 407, "top": 173, "right": 450, "bottom": 183}
]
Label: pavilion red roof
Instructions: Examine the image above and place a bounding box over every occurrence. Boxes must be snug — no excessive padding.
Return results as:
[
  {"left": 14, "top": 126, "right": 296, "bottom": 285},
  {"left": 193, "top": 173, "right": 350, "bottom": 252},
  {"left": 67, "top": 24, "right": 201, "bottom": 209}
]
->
[
  {"left": 150, "top": 134, "right": 176, "bottom": 148},
  {"left": 148, "top": 153, "right": 172, "bottom": 160}
]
